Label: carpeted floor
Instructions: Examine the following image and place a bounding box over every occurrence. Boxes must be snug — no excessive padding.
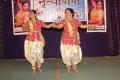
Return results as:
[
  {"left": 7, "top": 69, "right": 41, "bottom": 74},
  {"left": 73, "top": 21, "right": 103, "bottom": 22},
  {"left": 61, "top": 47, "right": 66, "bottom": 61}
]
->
[{"left": 0, "top": 57, "right": 120, "bottom": 80}]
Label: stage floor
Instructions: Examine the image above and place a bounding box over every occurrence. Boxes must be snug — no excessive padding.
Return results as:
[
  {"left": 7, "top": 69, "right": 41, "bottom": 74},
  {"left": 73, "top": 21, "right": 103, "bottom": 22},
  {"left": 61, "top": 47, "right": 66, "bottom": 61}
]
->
[{"left": 0, "top": 57, "right": 120, "bottom": 80}]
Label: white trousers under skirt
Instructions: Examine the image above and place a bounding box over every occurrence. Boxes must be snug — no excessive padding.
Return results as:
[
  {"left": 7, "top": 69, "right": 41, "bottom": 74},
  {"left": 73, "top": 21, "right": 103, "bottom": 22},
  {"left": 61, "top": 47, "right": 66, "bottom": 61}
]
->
[
  {"left": 24, "top": 40, "right": 44, "bottom": 67},
  {"left": 60, "top": 43, "right": 82, "bottom": 66}
]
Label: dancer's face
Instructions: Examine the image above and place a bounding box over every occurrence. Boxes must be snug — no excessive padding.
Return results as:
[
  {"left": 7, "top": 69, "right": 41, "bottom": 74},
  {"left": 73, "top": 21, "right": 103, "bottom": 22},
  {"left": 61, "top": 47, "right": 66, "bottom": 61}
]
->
[
  {"left": 65, "top": 10, "right": 73, "bottom": 19},
  {"left": 23, "top": 3, "right": 29, "bottom": 11},
  {"left": 96, "top": 2, "right": 103, "bottom": 9}
]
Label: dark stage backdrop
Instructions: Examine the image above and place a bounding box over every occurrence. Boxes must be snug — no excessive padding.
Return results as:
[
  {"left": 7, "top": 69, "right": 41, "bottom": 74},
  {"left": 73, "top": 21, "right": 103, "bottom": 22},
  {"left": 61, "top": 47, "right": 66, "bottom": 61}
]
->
[{"left": 0, "top": 0, "right": 119, "bottom": 59}]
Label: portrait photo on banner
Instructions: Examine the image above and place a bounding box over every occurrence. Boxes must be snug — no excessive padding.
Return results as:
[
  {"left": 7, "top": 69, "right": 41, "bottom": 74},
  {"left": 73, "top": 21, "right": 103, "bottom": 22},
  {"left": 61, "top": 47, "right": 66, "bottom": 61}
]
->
[
  {"left": 12, "top": 0, "right": 31, "bottom": 35},
  {"left": 87, "top": 0, "right": 107, "bottom": 32}
]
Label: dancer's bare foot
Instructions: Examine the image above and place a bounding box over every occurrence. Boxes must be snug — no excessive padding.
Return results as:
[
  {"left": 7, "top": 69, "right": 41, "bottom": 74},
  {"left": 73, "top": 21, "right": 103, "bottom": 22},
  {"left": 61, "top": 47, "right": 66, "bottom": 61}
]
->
[
  {"left": 37, "top": 66, "right": 41, "bottom": 72},
  {"left": 73, "top": 68, "right": 79, "bottom": 72},
  {"left": 66, "top": 65, "right": 71, "bottom": 73},
  {"left": 32, "top": 68, "right": 37, "bottom": 74},
  {"left": 67, "top": 68, "right": 71, "bottom": 73},
  {"left": 72, "top": 65, "right": 79, "bottom": 72}
]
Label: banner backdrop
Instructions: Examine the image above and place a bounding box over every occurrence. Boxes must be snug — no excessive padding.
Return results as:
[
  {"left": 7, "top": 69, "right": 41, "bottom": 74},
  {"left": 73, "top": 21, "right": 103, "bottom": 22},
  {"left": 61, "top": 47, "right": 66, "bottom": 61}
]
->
[
  {"left": 12, "top": 0, "right": 106, "bottom": 35},
  {"left": 30, "top": 0, "right": 87, "bottom": 22}
]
